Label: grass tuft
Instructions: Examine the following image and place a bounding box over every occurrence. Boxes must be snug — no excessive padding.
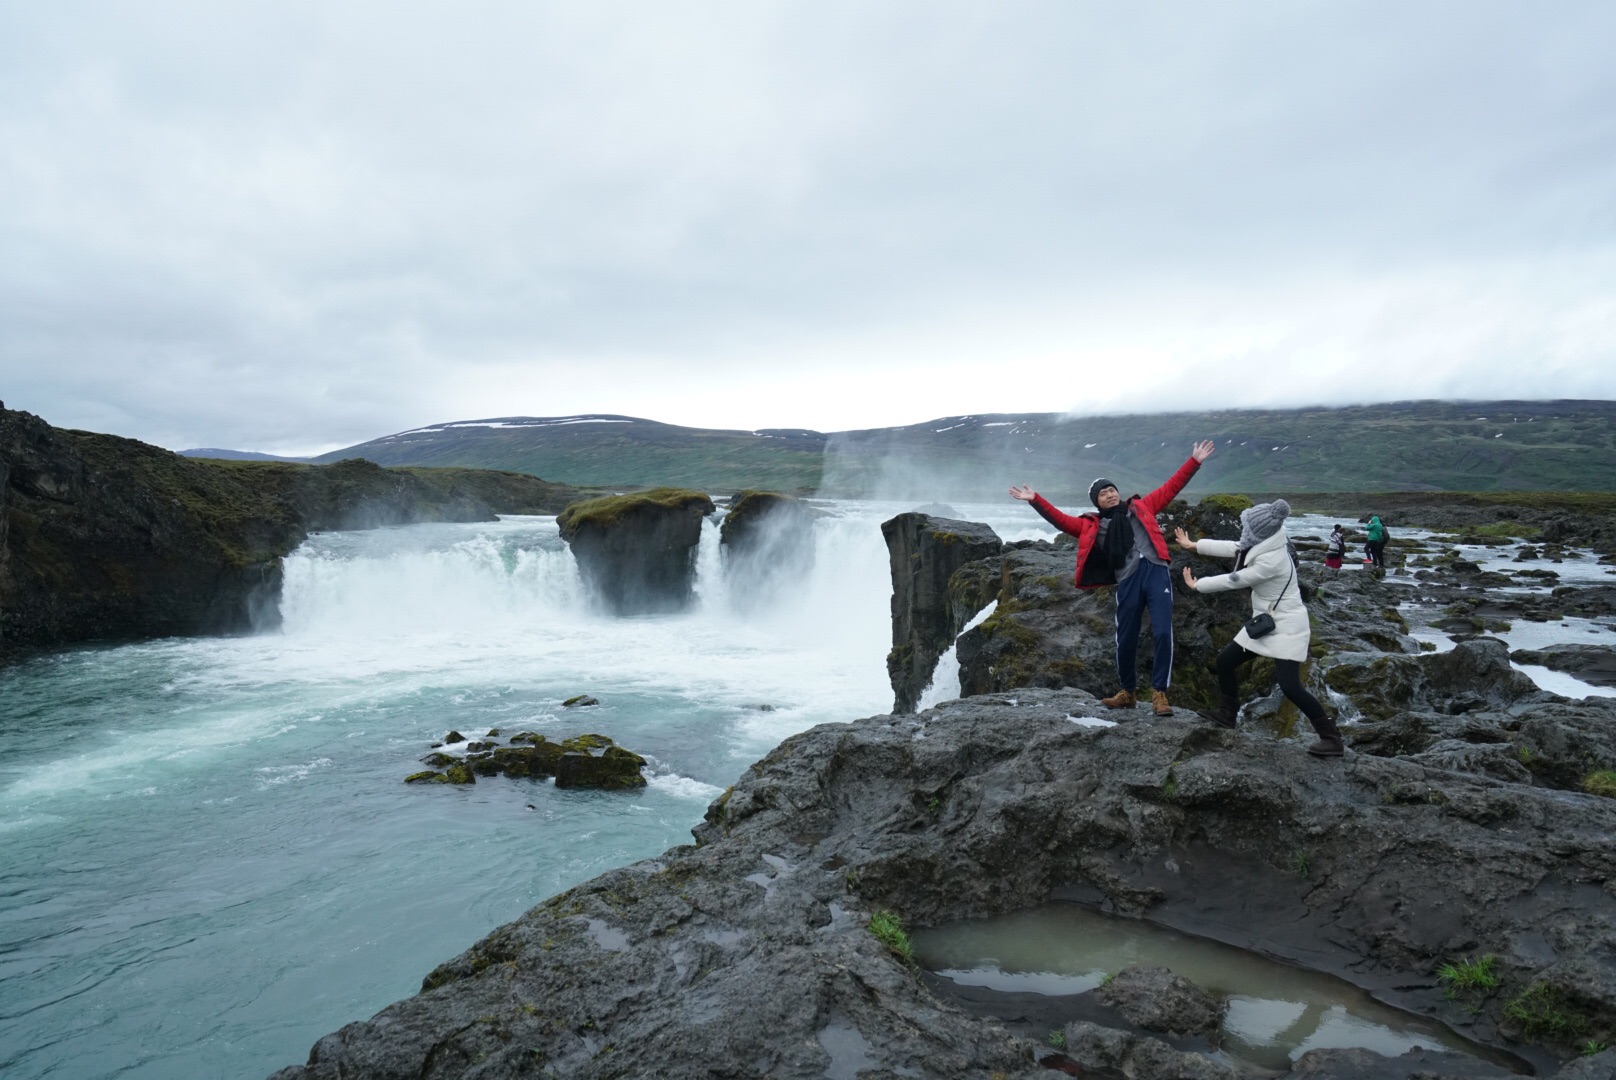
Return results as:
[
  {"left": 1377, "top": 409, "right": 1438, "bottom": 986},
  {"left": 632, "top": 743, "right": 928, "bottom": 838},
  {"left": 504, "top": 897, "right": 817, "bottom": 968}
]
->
[
  {"left": 1505, "top": 983, "right": 1589, "bottom": 1041},
  {"left": 1583, "top": 770, "right": 1616, "bottom": 799},
  {"left": 1047, "top": 1029, "right": 1066, "bottom": 1049},
  {"left": 1436, "top": 955, "right": 1499, "bottom": 997},
  {"left": 868, "top": 910, "right": 914, "bottom": 964}
]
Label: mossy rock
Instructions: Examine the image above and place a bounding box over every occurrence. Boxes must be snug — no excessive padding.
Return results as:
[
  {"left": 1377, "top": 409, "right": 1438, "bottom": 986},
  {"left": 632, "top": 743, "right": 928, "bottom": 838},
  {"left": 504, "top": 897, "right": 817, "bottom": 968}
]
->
[
  {"left": 419, "top": 752, "right": 458, "bottom": 768},
  {"left": 563, "top": 694, "right": 600, "bottom": 708},
  {"left": 719, "top": 490, "right": 814, "bottom": 550},
  {"left": 556, "top": 488, "right": 715, "bottom": 538},
  {"left": 1584, "top": 770, "right": 1616, "bottom": 799},
  {"left": 555, "top": 745, "right": 648, "bottom": 790},
  {"left": 561, "top": 733, "right": 614, "bottom": 752},
  {"left": 1198, "top": 493, "right": 1255, "bottom": 516},
  {"left": 490, "top": 742, "right": 566, "bottom": 778},
  {"left": 443, "top": 764, "right": 476, "bottom": 785},
  {"left": 405, "top": 770, "right": 448, "bottom": 784},
  {"left": 1323, "top": 654, "right": 1423, "bottom": 720}
]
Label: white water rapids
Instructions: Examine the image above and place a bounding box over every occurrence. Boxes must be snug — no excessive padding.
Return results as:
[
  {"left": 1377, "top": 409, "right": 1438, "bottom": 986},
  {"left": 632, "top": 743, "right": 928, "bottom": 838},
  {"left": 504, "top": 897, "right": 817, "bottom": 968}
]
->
[{"left": 0, "top": 499, "right": 1048, "bottom": 1079}]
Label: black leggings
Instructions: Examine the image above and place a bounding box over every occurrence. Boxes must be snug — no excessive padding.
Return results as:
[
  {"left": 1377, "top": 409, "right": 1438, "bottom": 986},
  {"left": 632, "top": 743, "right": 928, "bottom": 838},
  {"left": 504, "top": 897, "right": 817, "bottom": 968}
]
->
[
  {"left": 1216, "top": 641, "right": 1330, "bottom": 728},
  {"left": 1366, "top": 540, "right": 1385, "bottom": 568}
]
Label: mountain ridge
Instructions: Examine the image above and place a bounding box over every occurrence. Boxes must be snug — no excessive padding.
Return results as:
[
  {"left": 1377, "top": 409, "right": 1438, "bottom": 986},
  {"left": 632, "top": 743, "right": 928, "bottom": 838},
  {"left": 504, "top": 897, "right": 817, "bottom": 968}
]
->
[{"left": 301, "top": 400, "right": 1616, "bottom": 497}]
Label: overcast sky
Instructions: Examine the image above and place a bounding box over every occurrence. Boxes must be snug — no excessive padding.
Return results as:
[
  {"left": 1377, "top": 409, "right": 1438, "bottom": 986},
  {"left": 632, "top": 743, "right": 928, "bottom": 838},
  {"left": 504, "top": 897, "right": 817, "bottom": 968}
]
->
[{"left": 3, "top": 2, "right": 1615, "bottom": 453}]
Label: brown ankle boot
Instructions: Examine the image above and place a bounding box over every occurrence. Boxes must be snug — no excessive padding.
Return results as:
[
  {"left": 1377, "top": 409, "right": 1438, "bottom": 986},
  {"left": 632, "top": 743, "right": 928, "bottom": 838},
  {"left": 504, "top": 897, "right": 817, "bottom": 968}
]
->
[
  {"left": 1307, "top": 713, "right": 1345, "bottom": 757},
  {"left": 1196, "top": 695, "right": 1239, "bottom": 729},
  {"left": 1151, "top": 690, "right": 1173, "bottom": 717},
  {"left": 1100, "top": 689, "right": 1136, "bottom": 709}
]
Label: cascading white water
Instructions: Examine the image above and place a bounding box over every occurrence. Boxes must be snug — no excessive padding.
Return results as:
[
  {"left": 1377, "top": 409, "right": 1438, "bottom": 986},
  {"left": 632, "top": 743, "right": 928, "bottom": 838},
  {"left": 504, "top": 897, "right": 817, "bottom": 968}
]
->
[{"left": 0, "top": 498, "right": 1056, "bottom": 1080}]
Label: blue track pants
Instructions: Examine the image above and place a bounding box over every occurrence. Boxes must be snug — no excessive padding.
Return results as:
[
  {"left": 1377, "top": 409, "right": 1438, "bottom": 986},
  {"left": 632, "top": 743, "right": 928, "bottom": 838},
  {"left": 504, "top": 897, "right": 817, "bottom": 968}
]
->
[{"left": 1114, "top": 560, "right": 1174, "bottom": 691}]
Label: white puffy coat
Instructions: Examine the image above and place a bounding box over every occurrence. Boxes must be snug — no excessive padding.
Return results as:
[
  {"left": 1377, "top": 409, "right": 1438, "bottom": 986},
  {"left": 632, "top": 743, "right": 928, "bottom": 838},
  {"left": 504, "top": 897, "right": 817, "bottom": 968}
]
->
[{"left": 1193, "top": 528, "right": 1311, "bottom": 662}]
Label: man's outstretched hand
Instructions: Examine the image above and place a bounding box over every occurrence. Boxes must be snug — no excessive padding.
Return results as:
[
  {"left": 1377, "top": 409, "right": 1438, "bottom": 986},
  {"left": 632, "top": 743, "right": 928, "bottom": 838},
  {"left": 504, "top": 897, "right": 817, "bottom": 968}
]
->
[
  {"left": 1009, "top": 484, "right": 1037, "bottom": 502},
  {"left": 1191, "top": 440, "right": 1216, "bottom": 463}
]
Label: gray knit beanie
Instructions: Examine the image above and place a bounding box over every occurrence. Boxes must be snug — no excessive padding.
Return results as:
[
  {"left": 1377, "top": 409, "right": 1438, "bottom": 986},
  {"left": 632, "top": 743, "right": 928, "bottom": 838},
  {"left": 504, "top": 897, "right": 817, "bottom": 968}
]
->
[
  {"left": 1088, "top": 478, "right": 1117, "bottom": 507},
  {"left": 1238, "top": 498, "right": 1291, "bottom": 549}
]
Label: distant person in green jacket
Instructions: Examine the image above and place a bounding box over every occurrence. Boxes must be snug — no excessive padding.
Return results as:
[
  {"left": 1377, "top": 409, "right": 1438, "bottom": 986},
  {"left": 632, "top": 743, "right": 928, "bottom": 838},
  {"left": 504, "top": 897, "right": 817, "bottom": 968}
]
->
[{"left": 1365, "top": 516, "right": 1387, "bottom": 571}]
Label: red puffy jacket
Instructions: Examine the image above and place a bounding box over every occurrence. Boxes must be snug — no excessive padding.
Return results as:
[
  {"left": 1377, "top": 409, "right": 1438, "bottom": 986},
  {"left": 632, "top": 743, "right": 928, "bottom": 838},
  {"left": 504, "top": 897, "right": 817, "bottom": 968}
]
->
[{"left": 1029, "top": 457, "right": 1202, "bottom": 589}]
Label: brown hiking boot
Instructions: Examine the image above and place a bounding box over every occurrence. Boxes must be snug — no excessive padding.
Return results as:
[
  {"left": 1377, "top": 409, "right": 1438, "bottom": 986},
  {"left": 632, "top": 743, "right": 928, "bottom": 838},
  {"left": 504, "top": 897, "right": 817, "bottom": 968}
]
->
[
  {"left": 1196, "top": 695, "right": 1239, "bottom": 729},
  {"left": 1307, "top": 736, "right": 1345, "bottom": 758},
  {"left": 1151, "top": 690, "right": 1174, "bottom": 717},
  {"left": 1100, "top": 689, "right": 1136, "bottom": 709}
]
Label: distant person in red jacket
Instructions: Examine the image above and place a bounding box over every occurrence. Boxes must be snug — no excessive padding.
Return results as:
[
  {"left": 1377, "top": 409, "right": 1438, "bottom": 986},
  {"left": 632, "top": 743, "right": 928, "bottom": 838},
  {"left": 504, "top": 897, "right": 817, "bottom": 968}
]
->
[{"left": 1009, "top": 440, "right": 1216, "bottom": 717}]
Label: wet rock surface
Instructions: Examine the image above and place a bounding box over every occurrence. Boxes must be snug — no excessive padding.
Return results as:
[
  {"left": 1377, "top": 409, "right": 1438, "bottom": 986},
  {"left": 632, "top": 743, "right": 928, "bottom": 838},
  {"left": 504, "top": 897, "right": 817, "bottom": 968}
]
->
[
  {"left": 407, "top": 732, "right": 646, "bottom": 790},
  {"left": 1094, "top": 965, "right": 1225, "bottom": 1036},
  {"left": 556, "top": 488, "right": 716, "bottom": 614},
  {"left": 1513, "top": 644, "right": 1616, "bottom": 688},
  {"left": 882, "top": 512, "right": 1003, "bottom": 712},
  {"left": 274, "top": 689, "right": 1616, "bottom": 1079}
]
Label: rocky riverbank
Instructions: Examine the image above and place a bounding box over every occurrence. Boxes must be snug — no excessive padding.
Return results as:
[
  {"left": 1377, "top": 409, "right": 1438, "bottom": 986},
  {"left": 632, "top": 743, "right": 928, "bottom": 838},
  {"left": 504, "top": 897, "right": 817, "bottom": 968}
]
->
[
  {"left": 0, "top": 404, "right": 582, "bottom": 654},
  {"left": 266, "top": 494, "right": 1616, "bottom": 1079},
  {"left": 269, "top": 688, "right": 1616, "bottom": 1079}
]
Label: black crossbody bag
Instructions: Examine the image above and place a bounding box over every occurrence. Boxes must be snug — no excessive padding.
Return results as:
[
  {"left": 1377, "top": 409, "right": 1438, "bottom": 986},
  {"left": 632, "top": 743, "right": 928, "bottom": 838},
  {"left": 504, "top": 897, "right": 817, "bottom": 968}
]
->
[{"left": 1243, "top": 558, "right": 1295, "bottom": 640}]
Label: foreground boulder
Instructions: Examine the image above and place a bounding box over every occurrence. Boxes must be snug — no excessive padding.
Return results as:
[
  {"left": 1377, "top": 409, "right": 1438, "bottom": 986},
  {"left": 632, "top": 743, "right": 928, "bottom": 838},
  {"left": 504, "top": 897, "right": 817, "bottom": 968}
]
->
[
  {"left": 557, "top": 488, "right": 715, "bottom": 614},
  {"left": 1095, "top": 965, "right": 1225, "bottom": 1036},
  {"left": 882, "top": 512, "right": 1002, "bottom": 712},
  {"left": 271, "top": 690, "right": 1615, "bottom": 1078}
]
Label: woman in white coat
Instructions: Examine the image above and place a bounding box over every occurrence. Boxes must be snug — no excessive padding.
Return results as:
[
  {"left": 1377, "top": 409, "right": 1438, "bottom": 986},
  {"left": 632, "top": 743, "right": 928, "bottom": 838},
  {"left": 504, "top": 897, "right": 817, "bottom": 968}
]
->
[{"left": 1175, "top": 499, "right": 1344, "bottom": 757}]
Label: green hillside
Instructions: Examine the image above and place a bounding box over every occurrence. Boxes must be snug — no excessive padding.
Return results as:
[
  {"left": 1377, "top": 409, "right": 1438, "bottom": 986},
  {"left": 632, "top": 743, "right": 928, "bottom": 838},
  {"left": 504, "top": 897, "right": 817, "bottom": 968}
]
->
[{"left": 314, "top": 401, "right": 1616, "bottom": 498}]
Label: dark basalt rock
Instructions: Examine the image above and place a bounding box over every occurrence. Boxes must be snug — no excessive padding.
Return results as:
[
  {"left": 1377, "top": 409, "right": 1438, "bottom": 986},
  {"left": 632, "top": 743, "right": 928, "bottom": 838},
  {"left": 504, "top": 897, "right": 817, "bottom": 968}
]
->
[
  {"left": 1323, "top": 639, "right": 1547, "bottom": 720},
  {"left": 556, "top": 488, "right": 715, "bottom": 615},
  {"left": 1094, "top": 965, "right": 1225, "bottom": 1036},
  {"left": 719, "top": 490, "right": 817, "bottom": 607},
  {"left": 882, "top": 512, "right": 1002, "bottom": 713},
  {"left": 561, "top": 694, "right": 599, "bottom": 707},
  {"left": 1054, "top": 1020, "right": 1237, "bottom": 1079},
  {"left": 0, "top": 404, "right": 580, "bottom": 655},
  {"left": 416, "top": 733, "right": 646, "bottom": 789},
  {"left": 554, "top": 744, "right": 647, "bottom": 790},
  {"left": 1289, "top": 1046, "right": 1514, "bottom": 1079},
  {"left": 719, "top": 489, "right": 815, "bottom": 554},
  {"left": 272, "top": 691, "right": 1616, "bottom": 1079},
  {"left": 1512, "top": 644, "right": 1616, "bottom": 689}
]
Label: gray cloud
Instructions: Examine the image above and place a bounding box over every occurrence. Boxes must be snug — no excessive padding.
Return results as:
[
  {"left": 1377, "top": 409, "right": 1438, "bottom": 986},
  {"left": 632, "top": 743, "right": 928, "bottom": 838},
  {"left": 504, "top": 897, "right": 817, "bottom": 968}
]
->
[{"left": 2, "top": 2, "right": 1613, "bottom": 452}]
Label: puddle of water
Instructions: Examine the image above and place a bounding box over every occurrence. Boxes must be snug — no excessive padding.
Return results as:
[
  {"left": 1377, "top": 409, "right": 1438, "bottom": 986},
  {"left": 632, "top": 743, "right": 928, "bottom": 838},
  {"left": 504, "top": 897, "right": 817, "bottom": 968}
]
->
[
  {"left": 1400, "top": 608, "right": 1616, "bottom": 697},
  {"left": 912, "top": 903, "right": 1518, "bottom": 1074}
]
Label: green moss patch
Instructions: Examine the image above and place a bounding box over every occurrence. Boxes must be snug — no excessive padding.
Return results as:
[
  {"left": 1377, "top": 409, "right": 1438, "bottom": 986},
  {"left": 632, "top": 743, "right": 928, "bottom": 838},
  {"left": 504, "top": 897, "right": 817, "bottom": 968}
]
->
[
  {"left": 1582, "top": 770, "right": 1616, "bottom": 799},
  {"left": 556, "top": 488, "right": 714, "bottom": 536},
  {"left": 1198, "top": 493, "right": 1254, "bottom": 515}
]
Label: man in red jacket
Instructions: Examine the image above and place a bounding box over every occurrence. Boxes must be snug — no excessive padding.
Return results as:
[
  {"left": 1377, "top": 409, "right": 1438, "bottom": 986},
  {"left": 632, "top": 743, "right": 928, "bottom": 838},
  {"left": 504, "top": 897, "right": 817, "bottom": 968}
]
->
[{"left": 1010, "top": 440, "right": 1215, "bottom": 717}]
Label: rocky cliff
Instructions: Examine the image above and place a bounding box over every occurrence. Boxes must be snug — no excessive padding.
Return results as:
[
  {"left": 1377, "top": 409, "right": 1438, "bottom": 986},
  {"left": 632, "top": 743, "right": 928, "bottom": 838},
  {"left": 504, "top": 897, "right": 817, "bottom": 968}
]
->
[
  {"left": 882, "top": 512, "right": 1004, "bottom": 713},
  {"left": 556, "top": 488, "right": 716, "bottom": 614},
  {"left": 268, "top": 689, "right": 1616, "bottom": 1079},
  {"left": 0, "top": 405, "right": 580, "bottom": 653}
]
